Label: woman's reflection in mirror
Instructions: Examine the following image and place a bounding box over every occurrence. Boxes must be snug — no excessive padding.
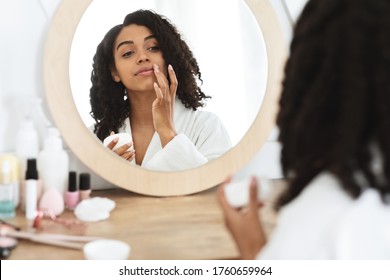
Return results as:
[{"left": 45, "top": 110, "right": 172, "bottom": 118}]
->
[
  {"left": 89, "top": 10, "right": 231, "bottom": 171},
  {"left": 219, "top": 0, "right": 390, "bottom": 259}
]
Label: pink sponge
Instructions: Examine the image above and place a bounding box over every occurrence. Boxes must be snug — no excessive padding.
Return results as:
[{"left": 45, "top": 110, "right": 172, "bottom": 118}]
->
[{"left": 39, "top": 187, "right": 65, "bottom": 216}]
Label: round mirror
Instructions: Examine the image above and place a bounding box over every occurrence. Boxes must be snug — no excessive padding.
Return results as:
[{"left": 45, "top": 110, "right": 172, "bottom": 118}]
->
[
  {"left": 70, "top": 0, "right": 267, "bottom": 148},
  {"left": 43, "top": 0, "right": 287, "bottom": 196}
]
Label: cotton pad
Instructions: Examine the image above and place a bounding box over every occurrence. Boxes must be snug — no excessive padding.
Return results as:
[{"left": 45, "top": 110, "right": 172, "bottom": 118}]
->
[{"left": 74, "top": 197, "right": 116, "bottom": 222}]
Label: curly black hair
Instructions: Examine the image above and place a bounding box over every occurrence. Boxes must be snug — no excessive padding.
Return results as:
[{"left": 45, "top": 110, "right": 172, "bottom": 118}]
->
[
  {"left": 276, "top": 0, "right": 390, "bottom": 209},
  {"left": 90, "top": 10, "right": 210, "bottom": 141}
]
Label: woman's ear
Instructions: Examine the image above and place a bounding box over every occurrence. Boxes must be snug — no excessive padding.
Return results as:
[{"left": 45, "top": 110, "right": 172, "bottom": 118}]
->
[{"left": 110, "top": 67, "right": 121, "bottom": 82}]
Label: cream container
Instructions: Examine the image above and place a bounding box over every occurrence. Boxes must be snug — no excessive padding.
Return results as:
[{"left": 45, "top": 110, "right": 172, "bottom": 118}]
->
[
  {"left": 103, "top": 133, "right": 132, "bottom": 151},
  {"left": 83, "top": 239, "right": 130, "bottom": 260}
]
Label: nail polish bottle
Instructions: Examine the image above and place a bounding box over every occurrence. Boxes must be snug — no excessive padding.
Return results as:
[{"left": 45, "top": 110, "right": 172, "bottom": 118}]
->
[
  {"left": 79, "top": 173, "right": 91, "bottom": 200},
  {"left": 65, "top": 171, "right": 79, "bottom": 209}
]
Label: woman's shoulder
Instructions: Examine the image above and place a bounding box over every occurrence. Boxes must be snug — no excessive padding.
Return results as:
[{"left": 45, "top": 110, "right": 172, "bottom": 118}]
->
[
  {"left": 281, "top": 173, "right": 353, "bottom": 216},
  {"left": 333, "top": 188, "right": 390, "bottom": 259},
  {"left": 259, "top": 173, "right": 390, "bottom": 259},
  {"left": 194, "top": 109, "right": 221, "bottom": 121}
]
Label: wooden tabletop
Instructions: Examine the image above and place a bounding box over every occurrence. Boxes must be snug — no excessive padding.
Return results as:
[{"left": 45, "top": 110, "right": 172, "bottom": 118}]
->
[{"left": 6, "top": 181, "right": 284, "bottom": 260}]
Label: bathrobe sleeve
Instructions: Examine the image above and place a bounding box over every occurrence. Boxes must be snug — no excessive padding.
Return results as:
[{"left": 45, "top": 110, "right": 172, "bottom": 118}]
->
[{"left": 143, "top": 112, "right": 232, "bottom": 171}]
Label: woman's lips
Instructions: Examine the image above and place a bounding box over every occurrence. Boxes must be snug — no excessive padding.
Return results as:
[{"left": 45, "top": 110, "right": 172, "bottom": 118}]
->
[{"left": 136, "top": 68, "right": 154, "bottom": 76}]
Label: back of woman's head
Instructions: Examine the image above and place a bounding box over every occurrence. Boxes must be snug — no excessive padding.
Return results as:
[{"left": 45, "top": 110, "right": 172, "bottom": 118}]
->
[{"left": 277, "top": 0, "right": 390, "bottom": 208}]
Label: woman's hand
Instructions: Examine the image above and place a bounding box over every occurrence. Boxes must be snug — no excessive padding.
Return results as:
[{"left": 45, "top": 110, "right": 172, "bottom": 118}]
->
[
  {"left": 152, "top": 64, "right": 178, "bottom": 147},
  {"left": 217, "top": 176, "right": 267, "bottom": 260},
  {"left": 106, "top": 131, "right": 135, "bottom": 162}
]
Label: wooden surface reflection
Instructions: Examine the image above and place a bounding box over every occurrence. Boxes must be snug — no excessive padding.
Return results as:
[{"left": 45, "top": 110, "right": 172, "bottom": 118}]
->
[{"left": 7, "top": 181, "right": 285, "bottom": 260}]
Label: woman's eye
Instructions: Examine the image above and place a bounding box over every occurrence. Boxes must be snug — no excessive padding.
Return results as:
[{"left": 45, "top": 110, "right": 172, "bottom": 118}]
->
[
  {"left": 148, "top": 46, "right": 160, "bottom": 52},
  {"left": 123, "top": 51, "right": 134, "bottom": 57}
]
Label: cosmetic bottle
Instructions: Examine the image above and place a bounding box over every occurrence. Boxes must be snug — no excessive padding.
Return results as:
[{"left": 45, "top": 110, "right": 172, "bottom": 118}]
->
[
  {"left": 0, "top": 154, "right": 19, "bottom": 208},
  {"left": 15, "top": 112, "right": 39, "bottom": 183},
  {"left": 0, "top": 160, "right": 16, "bottom": 218},
  {"left": 20, "top": 159, "right": 42, "bottom": 212},
  {"left": 16, "top": 110, "right": 41, "bottom": 212},
  {"left": 37, "top": 127, "right": 69, "bottom": 196},
  {"left": 79, "top": 173, "right": 91, "bottom": 200},
  {"left": 65, "top": 171, "right": 79, "bottom": 210},
  {"left": 25, "top": 159, "right": 38, "bottom": 220}
]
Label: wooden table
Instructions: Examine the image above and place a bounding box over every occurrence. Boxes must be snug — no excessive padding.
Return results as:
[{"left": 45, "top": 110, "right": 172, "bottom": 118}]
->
[{"left": 6, "top": 181, "right": 284, "bottom": 260}]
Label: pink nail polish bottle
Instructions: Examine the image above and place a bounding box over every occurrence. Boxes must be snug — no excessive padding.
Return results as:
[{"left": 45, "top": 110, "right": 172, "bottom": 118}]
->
[
  {"left": 65, "top": 171, "right": 79, "bottom": 210},
  {"left": 79, "top": 173, "right": 91, "bottom": 200}
]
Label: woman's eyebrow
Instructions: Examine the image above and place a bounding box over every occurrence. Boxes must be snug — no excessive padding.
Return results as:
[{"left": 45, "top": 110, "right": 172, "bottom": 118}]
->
[
  {"left": 144, "top": 35, "right": 156, "bottom": 41},
  {"left": 116, "top": 35, "right": 156, "bottom": 50},
  {"left": 116, "top": 40, "right": 134, "bottom": 50}
]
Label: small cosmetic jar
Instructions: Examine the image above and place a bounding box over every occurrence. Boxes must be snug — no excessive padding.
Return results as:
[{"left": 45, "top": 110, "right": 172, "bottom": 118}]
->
[
  {"left": 0, "top": 236, "right": 18, "bottom": 259},
  {"left": 103, "top": 133, "right": 132, "bottom": 151},
  {"left": 83, "top": 239, "right": 130, "bottom": 260}
]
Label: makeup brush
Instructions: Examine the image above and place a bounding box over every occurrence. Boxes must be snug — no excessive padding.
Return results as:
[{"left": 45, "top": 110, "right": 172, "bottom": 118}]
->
[{"left": 0, "top": 226, "right": 101, "bottom": 250}]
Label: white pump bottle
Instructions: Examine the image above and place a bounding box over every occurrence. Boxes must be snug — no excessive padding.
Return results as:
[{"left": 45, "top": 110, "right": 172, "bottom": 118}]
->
[
  {"left": 15, "top": 112, "right": 39, "bottom": 208},
  {"left": 37, "top": 127, "right": 69, "bottom": 196}
]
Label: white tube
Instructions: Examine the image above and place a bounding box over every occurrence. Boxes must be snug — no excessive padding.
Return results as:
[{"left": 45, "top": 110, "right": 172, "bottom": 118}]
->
[{"left": 25, "top": 179, "right": 37, "bottom": 220}]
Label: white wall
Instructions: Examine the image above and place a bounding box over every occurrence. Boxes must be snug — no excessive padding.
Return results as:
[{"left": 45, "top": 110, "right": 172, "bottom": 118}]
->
[
  {"left": 0, "top": 0, "right": 308, "bottom": 187},
  {"left": 1, "top": 0, "right": 53, "bottom": 152}
]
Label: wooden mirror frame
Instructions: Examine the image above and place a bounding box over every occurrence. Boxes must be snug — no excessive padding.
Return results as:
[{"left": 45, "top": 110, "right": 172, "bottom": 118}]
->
[{"left": 43, "top": 0, "right": 287, "bottom": 196}]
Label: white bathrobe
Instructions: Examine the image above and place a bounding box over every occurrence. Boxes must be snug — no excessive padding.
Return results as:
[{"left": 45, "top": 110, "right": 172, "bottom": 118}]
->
[
  {"left": 257, "top": 172, "right": 390, "bottom": 259},
  {"left": 109, "top": 99, "right": 232, "bottom": 171}
]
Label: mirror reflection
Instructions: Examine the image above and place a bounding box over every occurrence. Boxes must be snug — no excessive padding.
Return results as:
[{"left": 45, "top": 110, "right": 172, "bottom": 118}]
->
[{"left": 69, "top": 0, "right": 267, "bottom": 171}]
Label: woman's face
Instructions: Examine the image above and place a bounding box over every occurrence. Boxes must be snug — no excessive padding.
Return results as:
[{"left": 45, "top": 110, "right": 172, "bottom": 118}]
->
[{"left": 111, "top": 24, "right": 167, "bottom": 93}]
